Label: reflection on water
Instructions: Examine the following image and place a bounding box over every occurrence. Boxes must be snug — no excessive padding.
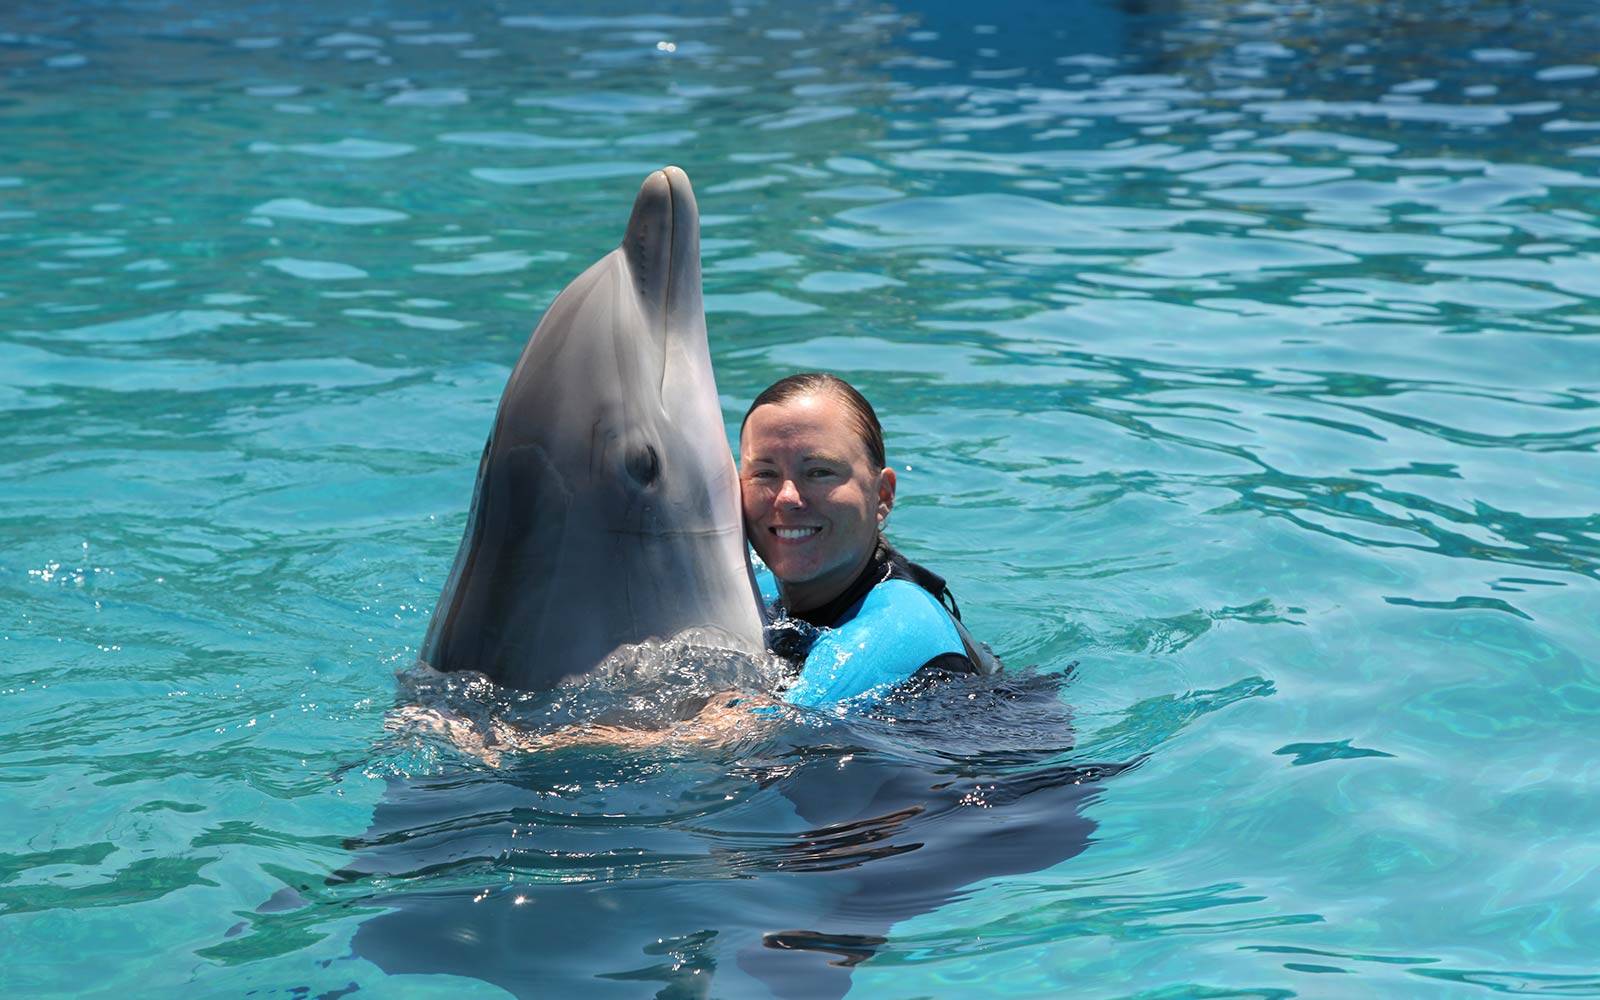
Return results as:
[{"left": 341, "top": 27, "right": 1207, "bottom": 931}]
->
[{"left": 3, "top": 0, "right": 1600, "bottom": 997}]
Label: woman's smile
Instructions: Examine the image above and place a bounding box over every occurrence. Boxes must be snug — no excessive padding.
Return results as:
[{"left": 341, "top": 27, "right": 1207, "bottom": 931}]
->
[{"left": 772, "top": 526, "right": 821, "bottom": 541}]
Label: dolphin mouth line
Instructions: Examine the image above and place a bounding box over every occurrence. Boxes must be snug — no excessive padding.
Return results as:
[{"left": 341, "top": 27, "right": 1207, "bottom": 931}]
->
[{"left": 658, "top": 170, "right": 677, "bottom": 397}]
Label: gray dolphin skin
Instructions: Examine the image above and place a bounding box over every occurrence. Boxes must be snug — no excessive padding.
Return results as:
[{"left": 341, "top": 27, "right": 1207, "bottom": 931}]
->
[{"left": 420, "top": 166, "right": 766, "bottom": 690}]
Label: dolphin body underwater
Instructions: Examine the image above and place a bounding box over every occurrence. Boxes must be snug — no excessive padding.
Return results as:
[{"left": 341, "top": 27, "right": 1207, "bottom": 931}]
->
[{"left": 420, "top": 165, "right": 766, "bottom": 690}]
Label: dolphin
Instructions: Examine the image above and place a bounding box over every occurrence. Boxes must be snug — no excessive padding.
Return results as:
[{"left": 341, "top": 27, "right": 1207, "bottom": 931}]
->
[{"left": 420, "top": 166, "right": 766, "bottom": 690}]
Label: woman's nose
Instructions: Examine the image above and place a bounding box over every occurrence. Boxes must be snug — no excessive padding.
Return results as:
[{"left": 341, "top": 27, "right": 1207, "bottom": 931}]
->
[{"left": 775, "top": 478, "right": 803, "bottom": 507}]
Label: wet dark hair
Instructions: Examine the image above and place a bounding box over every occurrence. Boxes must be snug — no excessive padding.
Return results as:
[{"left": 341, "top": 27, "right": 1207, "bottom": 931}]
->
[{"left": 740, "top": 372, "right": 886, "bottom": 470}]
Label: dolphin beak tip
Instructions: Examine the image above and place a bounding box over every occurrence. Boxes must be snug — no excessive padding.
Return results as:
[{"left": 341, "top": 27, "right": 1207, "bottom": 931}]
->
[
  {"left": 638, "top": 168, "right": 670, "bottom": 202},
  {"left": 621, "top": 167, "right": 700, "bottom": 334},
  {"left": 661, "top": 166, "right": 695, "bottom": 208},
  {"left": 625, "top": 167, "right": 698, "bottom": 252}
]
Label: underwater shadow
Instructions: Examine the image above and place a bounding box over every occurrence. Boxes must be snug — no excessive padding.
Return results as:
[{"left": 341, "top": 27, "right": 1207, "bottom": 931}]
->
[{"left": 332, "top": 669, "right": 1135, "bottom": 999}]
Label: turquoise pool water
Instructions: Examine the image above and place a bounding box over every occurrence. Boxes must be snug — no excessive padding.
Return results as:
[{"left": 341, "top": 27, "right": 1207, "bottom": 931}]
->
[{"left": 5, "top": 0, "right": 1600, "bottom": 996}]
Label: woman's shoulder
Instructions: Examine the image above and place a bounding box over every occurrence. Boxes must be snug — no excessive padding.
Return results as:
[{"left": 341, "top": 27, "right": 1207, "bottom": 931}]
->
[{"left": 849, "top": 577, "right": 965, "bottom": 643}]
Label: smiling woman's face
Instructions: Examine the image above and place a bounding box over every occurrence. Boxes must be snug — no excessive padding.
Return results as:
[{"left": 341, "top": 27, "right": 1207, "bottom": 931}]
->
[{"left": 738, "top": 391, "right": 896, "bottom": 614}]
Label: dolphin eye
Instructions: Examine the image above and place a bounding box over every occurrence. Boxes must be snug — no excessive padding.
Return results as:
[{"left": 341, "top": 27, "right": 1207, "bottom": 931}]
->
[{"left": 627, "top": 444, "right": 660, "bottom": 485}]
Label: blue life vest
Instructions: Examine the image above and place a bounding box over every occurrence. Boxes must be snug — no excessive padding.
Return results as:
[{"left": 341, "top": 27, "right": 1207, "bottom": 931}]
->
[
  {"left": 754, "top": 562, "right": 976, "bottom": 707},
  {"left": 783, "top": 578, "right": 967, "bottom": 706}
]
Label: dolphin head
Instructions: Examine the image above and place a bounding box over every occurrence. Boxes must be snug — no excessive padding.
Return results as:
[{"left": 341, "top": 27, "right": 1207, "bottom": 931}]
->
[{"left": 421, "top": 167, "right": 766, "bottom": 690}]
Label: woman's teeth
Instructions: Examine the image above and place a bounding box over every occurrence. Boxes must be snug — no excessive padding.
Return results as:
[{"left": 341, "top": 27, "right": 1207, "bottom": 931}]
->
[{"left": 775, "top": 527, "right": 819, "bottom": 540}]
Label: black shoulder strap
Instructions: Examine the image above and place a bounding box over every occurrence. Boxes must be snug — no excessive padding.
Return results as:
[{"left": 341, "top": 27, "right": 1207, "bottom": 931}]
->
[{"left": 882, "top": 543, "right": 963, "bottom": 622}]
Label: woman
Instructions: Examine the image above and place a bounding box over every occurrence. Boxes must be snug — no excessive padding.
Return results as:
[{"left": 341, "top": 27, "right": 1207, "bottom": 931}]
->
[{"left": 739, "top": 373, "right": 998, "bottom": 706}]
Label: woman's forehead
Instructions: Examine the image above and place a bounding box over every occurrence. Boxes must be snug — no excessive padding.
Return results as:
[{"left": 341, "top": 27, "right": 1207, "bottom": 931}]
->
[
  {"left": 741, "top": 394, "right": 868, "bottom": 460},
  {"left": 746, "top": 393, "right": 845, "bottom": 432}
]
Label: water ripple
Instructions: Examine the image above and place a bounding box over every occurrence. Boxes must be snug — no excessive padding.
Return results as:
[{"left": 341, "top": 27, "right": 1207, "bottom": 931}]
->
[{"left": 6, "top": 0, "right": 1600, "bottom": 995}]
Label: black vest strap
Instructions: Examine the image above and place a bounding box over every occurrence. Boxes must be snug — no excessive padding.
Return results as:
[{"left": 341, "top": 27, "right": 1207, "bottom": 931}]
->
[{"left": 884, "top": 546, "right": 963, "bottom": 622}]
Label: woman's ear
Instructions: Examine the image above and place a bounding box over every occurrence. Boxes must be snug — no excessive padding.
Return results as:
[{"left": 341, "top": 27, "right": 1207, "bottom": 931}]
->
[{"left": 877, "top": 466, "right": 897, "bottom": 525}]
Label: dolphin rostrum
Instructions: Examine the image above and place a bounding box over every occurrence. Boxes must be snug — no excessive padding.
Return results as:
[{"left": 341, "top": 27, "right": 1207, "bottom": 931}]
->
[{"left": 420, "top": 166, "right": 766, "bottom": 690}]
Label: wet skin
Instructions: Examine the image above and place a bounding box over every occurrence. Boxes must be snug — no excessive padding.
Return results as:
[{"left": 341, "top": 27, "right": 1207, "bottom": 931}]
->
[{"left": 739, "top": 392, "right": 897, "bottom": 615}]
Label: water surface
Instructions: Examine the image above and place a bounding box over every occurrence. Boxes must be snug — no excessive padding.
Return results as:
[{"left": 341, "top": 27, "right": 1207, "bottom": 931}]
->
[{"left": 4, "top": 0, "right": 1600, "bottom": 997}]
